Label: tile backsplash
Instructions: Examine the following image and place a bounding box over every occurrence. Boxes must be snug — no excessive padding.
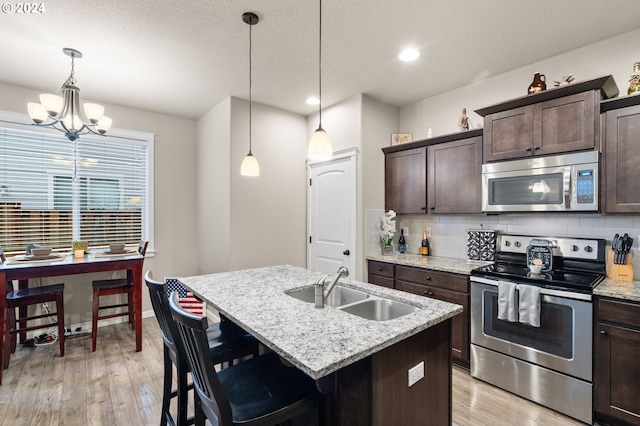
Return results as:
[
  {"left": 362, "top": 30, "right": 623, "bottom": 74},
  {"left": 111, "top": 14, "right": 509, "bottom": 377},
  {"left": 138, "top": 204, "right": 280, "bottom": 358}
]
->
[{"left": 366, "top": 210, "right": 640, "bottom": 277}]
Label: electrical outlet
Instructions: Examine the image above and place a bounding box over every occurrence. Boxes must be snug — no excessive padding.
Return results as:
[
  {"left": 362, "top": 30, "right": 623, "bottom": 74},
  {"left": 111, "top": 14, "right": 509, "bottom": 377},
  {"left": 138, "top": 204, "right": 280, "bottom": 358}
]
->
[{"left": 408, "top": 361, "right": 424, "bottom": 387}]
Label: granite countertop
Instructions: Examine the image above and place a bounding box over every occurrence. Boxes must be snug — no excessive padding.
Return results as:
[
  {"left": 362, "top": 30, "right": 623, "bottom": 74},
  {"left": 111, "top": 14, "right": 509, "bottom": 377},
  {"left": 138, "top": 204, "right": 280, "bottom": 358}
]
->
[
  {"left": 367, "top": 253, "right": 492, "bottom": 275},
  {"left": 594, "top": 278, "right": 640, "bottom": 303},
  {"left": 179, "top": 264, "right": 462, "bottom": 380}
]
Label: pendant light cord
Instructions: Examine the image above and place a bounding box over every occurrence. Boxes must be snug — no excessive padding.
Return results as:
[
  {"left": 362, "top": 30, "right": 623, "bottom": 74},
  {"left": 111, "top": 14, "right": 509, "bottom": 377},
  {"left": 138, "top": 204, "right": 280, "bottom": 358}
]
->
[
  {"left": 249, "top": 20, "right": 253, "bottom": 154},
  {"left": 318, "top": 0, "right": 323, "bottom": 128}
]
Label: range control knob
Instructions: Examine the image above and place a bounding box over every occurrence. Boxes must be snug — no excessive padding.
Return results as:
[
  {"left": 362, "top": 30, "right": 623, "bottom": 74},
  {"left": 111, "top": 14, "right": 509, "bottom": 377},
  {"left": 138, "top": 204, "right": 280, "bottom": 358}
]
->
[
  {"left": 571, "top": 245, "right": 579, "bottom": 252},
  {"left": 584, "top": 246, "right": 593, "bottom": 253},
  {"left": 504, "top": 241, "right": 511, "bottom": 247},
  {"left": 514, "top": 241, "right": 521, "bottom": 248}
]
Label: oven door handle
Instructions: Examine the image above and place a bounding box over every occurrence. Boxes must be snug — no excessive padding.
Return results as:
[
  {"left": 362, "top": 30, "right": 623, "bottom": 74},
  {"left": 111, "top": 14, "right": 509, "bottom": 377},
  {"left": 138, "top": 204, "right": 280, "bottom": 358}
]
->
[{"left": 470, "top": 276, "right": 592, "bottom": 302}]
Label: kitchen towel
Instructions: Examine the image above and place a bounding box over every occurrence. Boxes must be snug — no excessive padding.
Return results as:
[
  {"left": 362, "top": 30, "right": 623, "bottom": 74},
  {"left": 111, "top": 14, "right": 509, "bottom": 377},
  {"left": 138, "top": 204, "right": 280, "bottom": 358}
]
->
[
  {"left": 497, "top": 281, "right": 517, "bottom": 322},
  {"left": 518, "top": 284, "right": 541, "bottom": 327}
]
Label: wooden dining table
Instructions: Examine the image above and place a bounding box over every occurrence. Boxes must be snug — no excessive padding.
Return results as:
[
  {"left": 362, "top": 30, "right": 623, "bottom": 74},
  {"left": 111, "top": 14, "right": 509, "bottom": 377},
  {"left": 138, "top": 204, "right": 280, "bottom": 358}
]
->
[{"left": 0, "top": 251, "right": 145, "bottom": 384}]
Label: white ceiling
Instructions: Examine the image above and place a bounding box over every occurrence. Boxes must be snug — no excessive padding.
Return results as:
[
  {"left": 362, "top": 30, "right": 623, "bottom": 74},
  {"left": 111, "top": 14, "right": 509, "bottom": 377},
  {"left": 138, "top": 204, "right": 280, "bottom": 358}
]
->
[{"left": 2, "top": 0, "right": 640, "bottom": 120}]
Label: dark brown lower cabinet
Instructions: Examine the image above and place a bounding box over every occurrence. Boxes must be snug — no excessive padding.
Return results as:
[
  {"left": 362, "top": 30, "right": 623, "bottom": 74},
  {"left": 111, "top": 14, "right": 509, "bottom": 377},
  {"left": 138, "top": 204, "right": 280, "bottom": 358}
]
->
[
  {"left": 367, "top": 260, "right": 395, "bottom": 288},
  {"left": 367, "top": 260, "right": 470, "bottom": 368},
  {"left": 594, "top": 297, "right": 640, "bottom": 425},
  {"left": 319, "top": 320, "right": 452, "bottom": 426}
]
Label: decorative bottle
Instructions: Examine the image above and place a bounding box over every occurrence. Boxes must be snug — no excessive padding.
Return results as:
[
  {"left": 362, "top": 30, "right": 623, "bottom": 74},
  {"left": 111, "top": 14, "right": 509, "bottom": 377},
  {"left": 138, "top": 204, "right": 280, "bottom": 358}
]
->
[
  {"left": 628, "top": 62, "right": 640, "bottom": 95},
  {"left": 528, "top": 73, "right": 546, "bottom": 94},
  {"left": 421, "top": 228, "right": 430, "bottom": 256},
  {"left": 458, "top": 109, "right": 469, "bottom": 131},
  {"left": 398, "top": 229, "right": 406, "bottom": 254}
]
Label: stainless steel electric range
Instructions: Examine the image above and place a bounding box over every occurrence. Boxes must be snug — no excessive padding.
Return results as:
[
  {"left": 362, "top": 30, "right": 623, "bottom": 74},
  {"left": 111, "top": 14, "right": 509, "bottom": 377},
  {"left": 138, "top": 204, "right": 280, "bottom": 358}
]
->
[{"left": 470, "top": 234, "right": 606, "bottom": 424}]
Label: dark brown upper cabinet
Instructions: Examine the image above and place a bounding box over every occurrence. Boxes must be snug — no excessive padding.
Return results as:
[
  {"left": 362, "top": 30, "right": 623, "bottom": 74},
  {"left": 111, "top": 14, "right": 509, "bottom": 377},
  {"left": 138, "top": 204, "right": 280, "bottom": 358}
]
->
[
  {"left": 476, "top": 75, "right": 618, "bottom": 163},
  {"left": 428, "top": 135, "right": 482, "bottom": 214},
  {"left": 383, "top": 129, "right": 483, "bottom": 215},
  {"left": 601, "top": 95, "right": 640, "bottom": 213}
]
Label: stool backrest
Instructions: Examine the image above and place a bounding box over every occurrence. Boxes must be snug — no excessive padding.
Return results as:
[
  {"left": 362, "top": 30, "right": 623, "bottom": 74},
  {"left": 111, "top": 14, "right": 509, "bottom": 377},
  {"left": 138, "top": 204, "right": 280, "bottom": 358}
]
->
[
  {"left": 138, "top": 240, "right": 149, "bottom": 256},
  {"left": 169, "top": 292, "right": 233, "bottom": 426},
  {"left": 144, "top": 272, "right": 182, "bottom": 361}
]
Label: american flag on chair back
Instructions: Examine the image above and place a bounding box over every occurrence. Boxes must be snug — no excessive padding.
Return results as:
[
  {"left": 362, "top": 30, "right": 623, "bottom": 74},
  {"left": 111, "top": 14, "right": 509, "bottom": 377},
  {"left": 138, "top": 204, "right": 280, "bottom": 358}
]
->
[{"left": 166, "top": 278, "right": 205, "bottom": 315}]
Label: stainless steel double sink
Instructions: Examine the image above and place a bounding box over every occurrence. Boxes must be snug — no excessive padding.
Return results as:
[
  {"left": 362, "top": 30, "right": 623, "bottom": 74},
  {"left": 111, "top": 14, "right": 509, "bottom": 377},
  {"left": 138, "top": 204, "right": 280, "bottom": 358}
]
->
[{"left": 285, "top": 285, "right": 418, "bottom": 321}]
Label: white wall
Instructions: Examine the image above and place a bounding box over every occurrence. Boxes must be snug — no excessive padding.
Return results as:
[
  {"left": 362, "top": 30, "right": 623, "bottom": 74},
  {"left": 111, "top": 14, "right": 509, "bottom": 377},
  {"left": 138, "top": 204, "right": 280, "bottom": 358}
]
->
[
  {"left": 196, "top": 98, "right": 231, "bottom": 273},
  {"left": 195, "top": 97, "right": 308, "bottom": 273},
  {"left": 0, "top": 82, "right": 199, "bottom": 326},
  {"left": 401, "top": 28, "right": 640, "bottom": 139}
]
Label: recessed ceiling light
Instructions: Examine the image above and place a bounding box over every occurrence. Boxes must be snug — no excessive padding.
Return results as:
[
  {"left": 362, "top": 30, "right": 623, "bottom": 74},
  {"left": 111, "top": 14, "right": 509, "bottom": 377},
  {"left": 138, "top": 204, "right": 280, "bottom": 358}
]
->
[
  {"left": 398, "top": 48, "right": 420, "bottom": 62},
  {"left": 306, "top": 97, "right": 320, "bottom": 105}
]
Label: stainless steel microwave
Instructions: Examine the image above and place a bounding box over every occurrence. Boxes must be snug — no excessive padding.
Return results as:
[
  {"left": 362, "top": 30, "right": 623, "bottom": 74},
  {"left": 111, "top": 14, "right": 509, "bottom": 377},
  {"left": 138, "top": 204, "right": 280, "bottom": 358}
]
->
[{"left": 482, "top": 151, "right": 599, "bottom": 212}]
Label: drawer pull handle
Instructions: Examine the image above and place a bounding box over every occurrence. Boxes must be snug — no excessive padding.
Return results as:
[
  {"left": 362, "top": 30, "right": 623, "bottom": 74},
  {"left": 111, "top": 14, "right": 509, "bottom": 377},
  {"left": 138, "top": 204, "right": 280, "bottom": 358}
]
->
[
  {"left": 424, "top": 276, "right": 431, "bottom": 281},
  {"left": 377, "top": 268, "right": 382, "bottom": 271},
  {"left": 424, "top": 290, "right": 433, "bottom": 296}
]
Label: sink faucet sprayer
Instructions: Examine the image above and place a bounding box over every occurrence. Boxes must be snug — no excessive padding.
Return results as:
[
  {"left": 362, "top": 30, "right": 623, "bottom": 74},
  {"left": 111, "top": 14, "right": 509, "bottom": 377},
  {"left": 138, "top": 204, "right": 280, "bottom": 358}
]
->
[{"left": 314, "top": 266, "right": 350, "bottom": 308}]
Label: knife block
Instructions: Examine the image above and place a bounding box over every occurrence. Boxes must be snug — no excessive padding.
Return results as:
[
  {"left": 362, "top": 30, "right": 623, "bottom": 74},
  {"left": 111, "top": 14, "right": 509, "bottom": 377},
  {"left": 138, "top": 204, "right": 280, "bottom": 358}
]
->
[{"left": 606, "top": 249, "right": 634, "bottom": 282}]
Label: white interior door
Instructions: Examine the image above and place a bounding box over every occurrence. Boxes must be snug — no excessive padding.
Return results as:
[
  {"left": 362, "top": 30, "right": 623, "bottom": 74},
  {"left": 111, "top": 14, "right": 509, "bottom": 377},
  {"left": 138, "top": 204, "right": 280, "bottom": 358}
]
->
[{"left": 307, "top": 148, "right": 356, "bottom": 275}]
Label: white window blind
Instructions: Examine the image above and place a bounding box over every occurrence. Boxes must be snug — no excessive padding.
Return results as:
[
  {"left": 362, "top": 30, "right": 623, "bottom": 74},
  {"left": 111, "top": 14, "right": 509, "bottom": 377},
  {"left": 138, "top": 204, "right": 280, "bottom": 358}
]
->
[{"left": 0, "top": 125, "right": 149, "bottom": 254}]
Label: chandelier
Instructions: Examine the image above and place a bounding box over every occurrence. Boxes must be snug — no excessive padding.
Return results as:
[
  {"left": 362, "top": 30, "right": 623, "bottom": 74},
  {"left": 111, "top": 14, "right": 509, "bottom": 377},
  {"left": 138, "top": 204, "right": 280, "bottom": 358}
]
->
[{"left": 27, "top": 48, "right": 112, "bottom": 141}]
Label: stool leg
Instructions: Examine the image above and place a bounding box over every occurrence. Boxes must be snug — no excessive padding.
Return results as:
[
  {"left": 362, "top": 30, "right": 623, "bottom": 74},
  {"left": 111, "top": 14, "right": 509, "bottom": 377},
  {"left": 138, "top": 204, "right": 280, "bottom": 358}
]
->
[
  {"left": 91, "top": 289, "right": 99, "bottom": 352},
  {"left": 3, "top": 308, "right": 11, "bottom": 369},
  {"left": 177, "top": 358, "right": 189, "bottom": 425},
  {"left": 160, "top": 347, "right": 172, "bottom": 426},
  {"left": 127, "top": 291, "right": 134, "bottom": 329},
  {"left": 56, "top": 292, "right": 65, "bottom": 357}
]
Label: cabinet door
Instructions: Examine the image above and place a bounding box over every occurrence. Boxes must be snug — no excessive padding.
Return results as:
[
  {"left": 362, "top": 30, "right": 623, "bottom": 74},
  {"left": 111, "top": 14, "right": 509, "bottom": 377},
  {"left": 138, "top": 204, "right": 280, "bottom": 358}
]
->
[
  {"left": 397, "top": 280, "right": 469, "bottom": 365},
  {"left": 605, "top": 104, "right": 640, "bottom": 213},
  {"left": 534, "top": 91, "right": 596, "bottom": 155},
  {"left": 483, "top": 105, "right": 534, "bottom": 162},
  {"left": 428, "top": 136, "right": 482, "bottom": 214},
  {"left": 595, "top": 323, "right": 640, "bottom": 424},
  {"left": 385, "top": 147, "right": 426, "bottom": 214}
]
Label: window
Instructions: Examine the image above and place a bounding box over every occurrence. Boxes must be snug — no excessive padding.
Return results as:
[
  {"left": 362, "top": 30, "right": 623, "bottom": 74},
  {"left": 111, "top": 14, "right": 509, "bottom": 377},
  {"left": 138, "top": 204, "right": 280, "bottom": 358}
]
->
[{"left": 0, "top": 111, "right": 154, "bottom": 253}]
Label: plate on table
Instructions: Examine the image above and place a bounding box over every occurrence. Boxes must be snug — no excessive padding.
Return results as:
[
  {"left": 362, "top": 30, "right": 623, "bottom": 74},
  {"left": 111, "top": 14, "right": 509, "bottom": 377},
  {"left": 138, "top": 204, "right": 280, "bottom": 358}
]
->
[
  {"left": 103, "top": 249, "right": 133, "bottom": 255},
  {"left": 18, "top": 254, "right": 64, "bottom": 261}
]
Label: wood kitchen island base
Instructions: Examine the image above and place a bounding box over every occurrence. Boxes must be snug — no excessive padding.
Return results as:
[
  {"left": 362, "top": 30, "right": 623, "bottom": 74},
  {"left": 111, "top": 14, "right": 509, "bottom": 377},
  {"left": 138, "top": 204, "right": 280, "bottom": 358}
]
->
[{"left": 318, "top": 319, "right": 451, "bottom": 426}]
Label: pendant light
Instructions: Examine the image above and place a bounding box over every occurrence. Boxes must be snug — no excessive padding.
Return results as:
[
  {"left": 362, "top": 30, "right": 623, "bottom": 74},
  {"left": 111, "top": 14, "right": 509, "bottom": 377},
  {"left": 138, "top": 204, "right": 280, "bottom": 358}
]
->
[
  {"left": 307, "top": 0, "right": 333, "bottom": 161},
  {"left": 240, "top": 12, "right": 260, "bottom": 177}
]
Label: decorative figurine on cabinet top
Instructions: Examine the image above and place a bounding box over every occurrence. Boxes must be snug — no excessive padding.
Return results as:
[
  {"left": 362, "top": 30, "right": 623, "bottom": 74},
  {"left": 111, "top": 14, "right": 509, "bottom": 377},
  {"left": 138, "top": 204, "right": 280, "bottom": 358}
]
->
[
  {"left": 458, "top": 108, "right": 469, "bottom": 131},
  {"left": 553, "top": 74, "right": 575, "bottom": 87},
  {"left": 528, "top": 73, "right": 547, "bottom": 94},
  {"left": 628, "top": 62, "right": 640, "bottom": 95}
]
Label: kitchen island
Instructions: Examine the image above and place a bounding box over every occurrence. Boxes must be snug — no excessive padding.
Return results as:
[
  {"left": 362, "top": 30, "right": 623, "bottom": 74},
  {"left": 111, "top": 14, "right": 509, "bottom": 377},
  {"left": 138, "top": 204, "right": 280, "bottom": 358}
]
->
[{"left": 179, "top": 264, "right": 462, "bottom": 426}]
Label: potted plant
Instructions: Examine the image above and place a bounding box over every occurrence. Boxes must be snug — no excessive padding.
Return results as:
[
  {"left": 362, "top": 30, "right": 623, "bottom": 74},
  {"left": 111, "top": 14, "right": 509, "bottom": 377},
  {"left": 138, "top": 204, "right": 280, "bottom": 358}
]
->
[
  {"left": 379, "top": 210, "right": 396, "bottom": 255},
  {"left": 72, "top": 240, "right": 88, "bottom": 258}
]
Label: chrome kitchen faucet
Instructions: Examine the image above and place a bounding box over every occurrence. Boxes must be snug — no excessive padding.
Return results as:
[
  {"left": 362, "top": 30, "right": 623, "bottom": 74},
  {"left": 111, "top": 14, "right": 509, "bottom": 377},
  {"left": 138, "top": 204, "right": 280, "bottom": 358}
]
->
[{"left": 314, "top": 266, "right": 349, "bottom": 308}]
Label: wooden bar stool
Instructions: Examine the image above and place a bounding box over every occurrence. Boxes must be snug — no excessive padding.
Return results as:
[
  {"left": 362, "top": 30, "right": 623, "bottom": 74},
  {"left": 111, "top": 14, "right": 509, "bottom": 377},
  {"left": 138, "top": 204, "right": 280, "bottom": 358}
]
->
[
  {"left": 169, "top": 292, "right": 320, "bottom": 426},
  {"left": 1, "top": 247, "right": 65, "bottom": 369},
  {"left": 91, "top": 240, "right": 148, "bottom": 352},
  {"left": 145, "top": 272, "right": 260, "bottom": 426}
]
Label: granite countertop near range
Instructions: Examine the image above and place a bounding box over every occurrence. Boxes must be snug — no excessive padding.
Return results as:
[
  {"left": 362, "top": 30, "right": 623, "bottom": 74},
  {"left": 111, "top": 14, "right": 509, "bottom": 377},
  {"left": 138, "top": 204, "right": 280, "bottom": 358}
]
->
[
  {"left": 594, "top": 278, "right": 640, "bottom": 303},
  {"left": 179, "top": 264, "right": 461, "bottom": 380},
  {"left": 367, "top": 253, "right": 492, "bottom": 275}
]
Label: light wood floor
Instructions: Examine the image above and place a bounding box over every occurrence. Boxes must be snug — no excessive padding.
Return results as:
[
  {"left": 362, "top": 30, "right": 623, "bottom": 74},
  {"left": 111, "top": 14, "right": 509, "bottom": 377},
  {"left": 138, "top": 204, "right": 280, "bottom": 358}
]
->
[{"left": 0, "top": 318, "right": 586, "bottom": 426}]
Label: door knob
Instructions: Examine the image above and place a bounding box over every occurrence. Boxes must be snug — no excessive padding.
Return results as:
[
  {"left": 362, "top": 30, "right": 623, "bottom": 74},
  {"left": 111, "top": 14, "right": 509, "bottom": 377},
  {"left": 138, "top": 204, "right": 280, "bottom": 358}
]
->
[
  {"left": 343, "top": 250, "right": 350, "bottom": 256},
  {"left": 600, "top": 330, "right": 607, "bottom": 336}
]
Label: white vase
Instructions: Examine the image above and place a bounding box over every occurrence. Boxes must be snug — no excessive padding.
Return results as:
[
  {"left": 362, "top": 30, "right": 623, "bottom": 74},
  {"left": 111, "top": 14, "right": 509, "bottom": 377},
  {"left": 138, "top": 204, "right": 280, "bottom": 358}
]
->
[{"left": 382, "top": 245, "right": 393, "bottom": 255}]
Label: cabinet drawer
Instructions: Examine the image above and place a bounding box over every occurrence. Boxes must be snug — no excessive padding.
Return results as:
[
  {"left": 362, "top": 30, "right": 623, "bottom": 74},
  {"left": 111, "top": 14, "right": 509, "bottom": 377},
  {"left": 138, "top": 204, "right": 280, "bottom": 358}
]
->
[
  {"left": 368, "top": 275, "right": 394, "bottom": 289},
  {"left": 395, "top": 265, "right": 468, "bottom": 293},
  {"left": 368, "top": 260, "right": 394, "bottom": 278},
  {"left": 598, "top": 298, "right": 640, "bottom": 329},
  {"left": 397, "top": 280, "right": 467, "bottom": 304}
]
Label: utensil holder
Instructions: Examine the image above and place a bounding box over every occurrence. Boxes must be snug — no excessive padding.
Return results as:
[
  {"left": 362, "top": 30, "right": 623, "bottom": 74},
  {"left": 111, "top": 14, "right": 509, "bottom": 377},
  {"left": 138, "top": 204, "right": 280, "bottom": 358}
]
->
[{"left": 606, "top": 249, "right": 634, "bottom": 282}]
